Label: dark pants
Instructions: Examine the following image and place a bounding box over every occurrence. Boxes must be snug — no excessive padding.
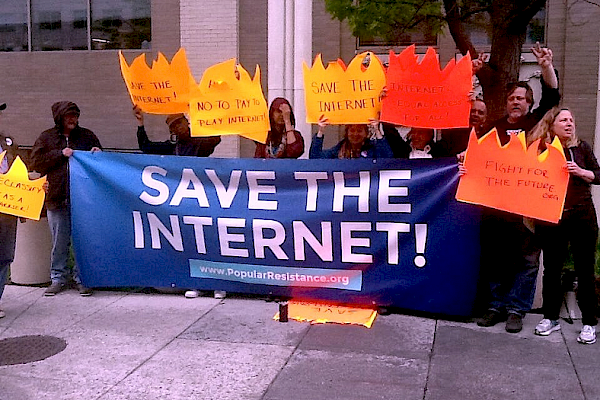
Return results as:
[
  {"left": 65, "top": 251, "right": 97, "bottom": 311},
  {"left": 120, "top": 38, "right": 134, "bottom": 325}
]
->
[
  {"left": 0, "top": 213, "right": 17, "bottom": 301},
  {"left": 480, "top": 210, "right": 541, "bottom": 316},
  {"left": 538, "top": 204, "right": 598, "bottom": 326}
]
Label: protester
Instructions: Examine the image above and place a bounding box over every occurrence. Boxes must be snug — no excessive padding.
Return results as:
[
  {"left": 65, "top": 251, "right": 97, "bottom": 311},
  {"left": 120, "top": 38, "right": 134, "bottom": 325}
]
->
[
  {"left": 31, "top": 101, "right": 102, "bottom": 296},
  {"left": 133, "top": 105, "right": 221, "bottom": 157},
  {"left": 132, "top": 105, "right": 225, "bottom": 299},
  {"left": 309, "top": 116, "right": 393, "bottom": 159},
  {"left": 439, "top": 98, "right": 488, "bottom": 156},
  {"left": 0, "top": 102, "right": 20, "bottom": 316},
  {"left": 382, "top": 124, "right": 449, "bottom": 159},
  {"left": 527, "top": 107, "right": 599, "bottom": 344},
  {"left": 476, "top": 43, "right": 560, "bottom": 333},
  {"left": 254, "top": 97, "right": 304, "bottom": 158}
]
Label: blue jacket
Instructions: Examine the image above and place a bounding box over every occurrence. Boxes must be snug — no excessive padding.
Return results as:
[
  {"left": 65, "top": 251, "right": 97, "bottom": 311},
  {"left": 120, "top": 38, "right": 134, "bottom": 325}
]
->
[{"left": 309, "top": 135, "right": 394, "bottom": 159}]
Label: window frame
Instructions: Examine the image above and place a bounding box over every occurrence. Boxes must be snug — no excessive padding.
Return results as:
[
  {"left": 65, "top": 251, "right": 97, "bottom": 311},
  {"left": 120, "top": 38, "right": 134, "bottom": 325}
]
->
[
  {"left": 355, "top": 6, "right": 547, "bottom": 56},
  {"left": 1, "top": 0, "right": 151, "bottom": 52}
]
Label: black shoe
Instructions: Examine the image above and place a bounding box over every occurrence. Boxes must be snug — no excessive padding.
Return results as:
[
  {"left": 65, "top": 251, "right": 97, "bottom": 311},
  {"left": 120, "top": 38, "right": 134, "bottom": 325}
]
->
[
  {"left": 505, "top": 313, "right": 523, "bottom": 333},
  {"left": 44, "top": 282, "right": 66, "bottom": 296},
  {"left": 77, "top": 284, "right": 93, "bottom": 297},
  {"left": 477, "top": 309, "right": 505, "bottom": 327}
]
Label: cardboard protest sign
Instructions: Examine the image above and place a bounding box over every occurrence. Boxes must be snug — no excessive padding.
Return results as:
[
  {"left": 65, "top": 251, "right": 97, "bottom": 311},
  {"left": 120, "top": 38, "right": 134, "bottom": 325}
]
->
[
  {"left": 119, "top": 48, "right": 192, "bottom": 114},
  {"left": 274, "top": 301, "right": 377, "bottom": 328},
  {"left": 303, "top": 52, "right": 386, "bottom": 124},
  {"left": 189, "top": 59, "right": 269, "bottom": 143},
  {"left": 456, "top": 129, "right": 569, "bottom": 223},
  {"left": 380, "top": 45, "right": 472, "bottom": 129},
  {"left": 0, "top": 152, "right": 46, "bottom": 220}
]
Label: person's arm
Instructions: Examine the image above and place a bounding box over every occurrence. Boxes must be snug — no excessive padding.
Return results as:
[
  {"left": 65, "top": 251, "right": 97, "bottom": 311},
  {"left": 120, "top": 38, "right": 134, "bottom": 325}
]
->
[
  {"left": 532, "top": 43, "right": 558, "bottom": 89},
  {"left": 280, "top": 103, "right": 298, "bottom": 146},
  {"left": 371, "top": 136, "right": 395, "bottom": 158},
  {"left": 89, "top": 131, "right": 102, "bottom": 152},
  {"left": 308, "top": 134, "right": 326, "bottom": 159},
  {"left": 30, "top": 134, "right": 65, "bottom": 175},
  {"left": 284, "top": 130, "right": 304, "bottom": 158},
  {"left": 136, "top": 125, "right": 175, "bottom": 155},
  {"left": 571, "top": 141, "right": 600, "bottom": 184},
  {"left": 531, "top": 43, "right": 560, "bottom": 120},
  {"left": 309, "top": 115, "right": 329, "bottom": 159}
]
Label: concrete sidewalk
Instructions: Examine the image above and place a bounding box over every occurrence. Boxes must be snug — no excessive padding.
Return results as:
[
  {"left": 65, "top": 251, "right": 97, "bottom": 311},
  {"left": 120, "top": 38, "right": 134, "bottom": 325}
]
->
[{"left": 0, "top": 285, "right": 598, "bottom": 400}]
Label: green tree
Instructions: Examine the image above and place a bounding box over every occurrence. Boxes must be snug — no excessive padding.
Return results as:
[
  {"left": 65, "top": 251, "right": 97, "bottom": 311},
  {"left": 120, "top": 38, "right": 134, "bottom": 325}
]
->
[{"left": 324, "top": 0, "right": 546, "bottom": 121}]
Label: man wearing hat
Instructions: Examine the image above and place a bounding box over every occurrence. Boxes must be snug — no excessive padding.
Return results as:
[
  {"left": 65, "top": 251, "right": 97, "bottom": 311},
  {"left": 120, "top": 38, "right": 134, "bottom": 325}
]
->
[
  {"left": 31, "top": 101, "right": 102, "bottom": 296},
  {"left": 132, "top": 105, "right": 223, "bottom": 298},
  {"left": 133, "top": 105, "right": 221, "bottom": 157},
  {"left": 0, "top": 102, "right": 21, "bottom": 317}
]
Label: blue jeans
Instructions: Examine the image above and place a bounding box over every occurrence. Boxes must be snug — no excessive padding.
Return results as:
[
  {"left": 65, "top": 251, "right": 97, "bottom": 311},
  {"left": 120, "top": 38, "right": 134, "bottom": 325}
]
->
[
  {"left": 481, "top": 211, "right": 541, "bottom": 316},
  {"left": 47, "top": 207, "right": 80, "bottom": 284}
]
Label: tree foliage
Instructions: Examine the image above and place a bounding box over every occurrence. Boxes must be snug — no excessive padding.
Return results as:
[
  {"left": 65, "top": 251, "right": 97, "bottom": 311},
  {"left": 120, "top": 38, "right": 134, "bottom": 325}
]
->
[
  {"left": 324, "top": 0, "right": 446, "bottom": 43},
  {"left": 323, "top": 0, "right": 547, "bottom": 121}
]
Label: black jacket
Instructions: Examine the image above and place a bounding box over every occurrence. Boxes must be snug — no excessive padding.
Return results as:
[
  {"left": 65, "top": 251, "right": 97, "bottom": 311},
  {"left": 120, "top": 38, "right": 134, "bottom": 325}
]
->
[
  {"left": 483, "top": 80, "right": 560, "bottom": 145},
  {"left": 32, "top": 116, "right": 101, "bottom": 210},
  {"left": 564, "top": 140, "right": 600, "bottom": 210},
  {"left": 137, "top": 126, "right": 221, "bottom": 157}
]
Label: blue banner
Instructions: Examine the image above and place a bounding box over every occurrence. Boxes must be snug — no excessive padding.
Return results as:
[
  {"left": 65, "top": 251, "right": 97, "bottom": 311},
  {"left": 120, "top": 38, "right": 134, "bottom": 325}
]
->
[{"left": 70, "top": 151, "right": 480, "bottom": 316}]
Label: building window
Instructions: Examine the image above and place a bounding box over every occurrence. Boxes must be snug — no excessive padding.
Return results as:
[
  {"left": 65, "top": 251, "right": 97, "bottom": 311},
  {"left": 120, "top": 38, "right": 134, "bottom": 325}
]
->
[
  {"left": 32, "top": 1, "right": 88, "bottom": 51},
  {"left": 91, "top": 1, "right": 151, "bottom": 50},
  {"left": 0, "top": 4, "right": 28, "bottom": 52},
  {"left": 358, "top": 7, "right": 545, "bottom": 51},
  {"left": 465, "top": 8, "right": 546, "bottom": 48},
  {"left": 0, "top": 0, "right": 151, "bottom": 51}
]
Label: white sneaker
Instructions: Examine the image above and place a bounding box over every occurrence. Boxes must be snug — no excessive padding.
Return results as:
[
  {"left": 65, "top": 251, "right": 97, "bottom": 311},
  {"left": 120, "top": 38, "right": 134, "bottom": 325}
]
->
[
  {"left": 214, "top": 290, "right": 226, "bottom": 299},
  {"left": 534, "top": 319, "right": 560, "bottom": 336},
  {"left": 184, "top": 290, "right": 200, "bottom": 298},
  {"left": 0, "top": 310, "right": 5, "bottom": 318},
  {"left": 577, "top": 325, "right": 597, "bottom": 344}
]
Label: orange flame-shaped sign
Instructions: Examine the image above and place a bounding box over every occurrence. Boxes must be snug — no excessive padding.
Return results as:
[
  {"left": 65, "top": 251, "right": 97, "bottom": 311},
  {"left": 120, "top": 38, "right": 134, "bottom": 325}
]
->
[
  {"left": 456, "top": 129, "right": 569, "bottom": 223},
  {"left": 380, "top": 45, "right": 472, "bottom": 129},
  {"left": 119, "top": 48, "right": 193, "bottom": 114}
]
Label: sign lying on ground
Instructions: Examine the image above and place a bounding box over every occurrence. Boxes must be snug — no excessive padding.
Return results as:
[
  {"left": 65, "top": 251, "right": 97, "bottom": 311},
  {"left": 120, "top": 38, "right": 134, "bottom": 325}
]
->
[
  {"left": 456, "top": 129, "right": 569, "bottom": 223},
  {"left": 274, "top": 301, "right": 378, "bottom": 328},
  {"left": 70, "top": 152, "right": 480, "bottom": 316}
]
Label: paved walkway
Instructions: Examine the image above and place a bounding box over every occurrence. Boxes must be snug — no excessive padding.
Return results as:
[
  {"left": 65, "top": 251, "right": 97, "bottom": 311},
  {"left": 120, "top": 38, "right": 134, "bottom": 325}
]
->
[{"left": 0, "top": 285, "right": 598, "bottom": 400}]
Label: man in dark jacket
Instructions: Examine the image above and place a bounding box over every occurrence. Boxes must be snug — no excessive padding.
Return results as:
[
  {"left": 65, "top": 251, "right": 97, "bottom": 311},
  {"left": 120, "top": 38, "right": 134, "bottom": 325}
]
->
[
  {"left": 31, "top": 101, "right": 101, "bottom": 297},
  {"left": 476, "top": 44, "right": 560, "bottom": 333},
  {"left": 133, "top": 105, "right": 221, "bottom": 157},
  {"left": 0, "top": 102, "right": 21, "bottom": 316}
]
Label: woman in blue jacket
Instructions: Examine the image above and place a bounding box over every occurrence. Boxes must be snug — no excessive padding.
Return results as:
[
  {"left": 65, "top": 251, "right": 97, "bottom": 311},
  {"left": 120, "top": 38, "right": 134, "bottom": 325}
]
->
[{"left": 309, "top": 116, "right": 393, "bottom": 159}]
